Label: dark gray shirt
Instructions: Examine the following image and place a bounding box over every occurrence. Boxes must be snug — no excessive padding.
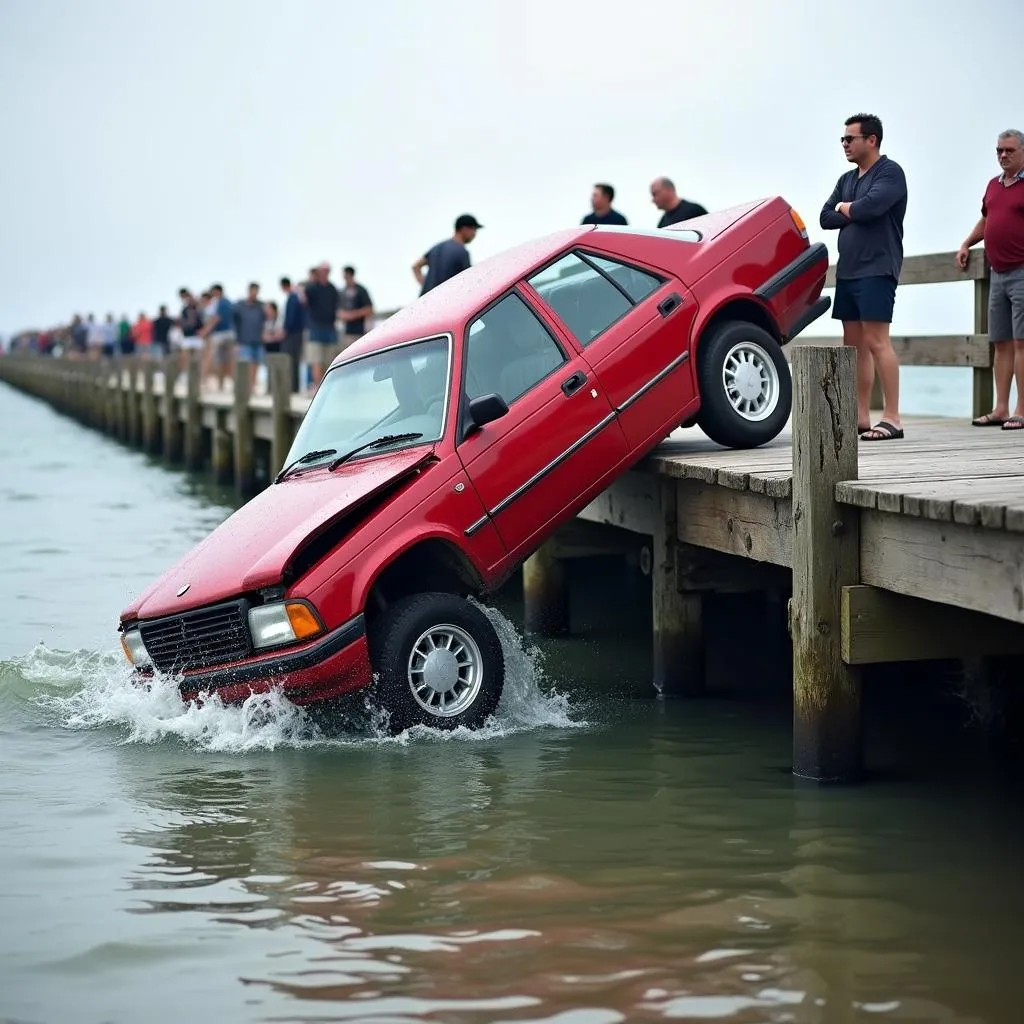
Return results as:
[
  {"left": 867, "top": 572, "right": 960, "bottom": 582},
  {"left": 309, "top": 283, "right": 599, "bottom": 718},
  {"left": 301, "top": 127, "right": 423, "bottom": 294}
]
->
[
  {"left": 233, "top": 300, "right": 266, "bottom": 346},
  {"left": 819, "top": 155, "right": 908, "bottom": 281},
  {"left": 420, "top": 238, "right": 471, "bottom": 295}
]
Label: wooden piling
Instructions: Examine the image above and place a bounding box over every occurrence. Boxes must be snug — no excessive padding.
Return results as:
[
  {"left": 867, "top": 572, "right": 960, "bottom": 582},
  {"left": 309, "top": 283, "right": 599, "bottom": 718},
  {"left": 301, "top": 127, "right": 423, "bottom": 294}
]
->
[
  {"left": 212, "top": 423, "right": 234, "bottom": 483},
  {"left": 653, "top": 479, "right": 704, "bottom": 696},
  {"left": 126, "top": 357, "right": 141, "bottom": 446},
  {"left": 522, "top": 539, "right": 570, "bottom": 636},
  {"left": 790, "top": 345, "right": 862, "bottom": 782},
  {"left": 233, "top": 359, "right": 255, "bottom": 496},
  {"left": 141, "top": 359, "right": 158, "bottom": 452},
  {"left": 267, "top": 353, "right": 294, "bottom": 478},
  {"left": 162, "top": 355, "right": 183, "bottom": 462},
  {"left": 184, "top": 353, "right": 203, "bottom": 469}
]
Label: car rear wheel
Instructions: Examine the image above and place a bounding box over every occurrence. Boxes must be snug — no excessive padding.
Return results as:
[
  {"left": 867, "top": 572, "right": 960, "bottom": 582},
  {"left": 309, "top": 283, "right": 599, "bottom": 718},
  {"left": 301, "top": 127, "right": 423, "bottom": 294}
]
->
[
  {"left": 368, "top": 592, "right": 504, "bottom": 733},
  {"left": 696, "top": 320, "right": 791, "bottom": 448}
]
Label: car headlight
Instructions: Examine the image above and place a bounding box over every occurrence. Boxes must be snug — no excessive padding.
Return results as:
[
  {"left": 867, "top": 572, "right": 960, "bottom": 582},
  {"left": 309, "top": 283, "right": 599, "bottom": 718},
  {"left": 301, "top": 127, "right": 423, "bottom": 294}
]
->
[
  {"left": 248, "top": 601, "right": 323, "bottom": 650},
  {"left": 121, "top": 628, "right": 151, "bottom": 668}
]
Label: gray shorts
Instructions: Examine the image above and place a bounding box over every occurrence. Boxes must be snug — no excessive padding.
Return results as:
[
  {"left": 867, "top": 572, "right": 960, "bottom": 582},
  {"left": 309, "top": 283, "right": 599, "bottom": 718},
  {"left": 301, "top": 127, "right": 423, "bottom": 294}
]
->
[{"left": 989, "top": 266, "right": 1024, "bottom": 342}]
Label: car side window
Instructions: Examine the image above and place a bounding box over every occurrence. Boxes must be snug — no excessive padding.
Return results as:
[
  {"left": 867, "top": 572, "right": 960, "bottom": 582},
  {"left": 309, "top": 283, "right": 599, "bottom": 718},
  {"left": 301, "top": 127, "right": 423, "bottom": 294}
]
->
[
  {"left": 586, "top": 254, "right": 662, "bottom": 303},
  {"left": 465, "top": 292, "right": 566, "bottom": 407},
  {"left": 528, "top": 251, "right": 662, "bottom": 345}
]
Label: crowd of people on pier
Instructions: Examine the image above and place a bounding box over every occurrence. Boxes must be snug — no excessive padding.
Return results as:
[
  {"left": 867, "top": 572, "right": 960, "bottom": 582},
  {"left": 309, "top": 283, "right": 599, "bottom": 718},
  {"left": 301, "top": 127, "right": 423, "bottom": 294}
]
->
[{"left": 5, "top": 121, "right": 1024, "bottom": 433}]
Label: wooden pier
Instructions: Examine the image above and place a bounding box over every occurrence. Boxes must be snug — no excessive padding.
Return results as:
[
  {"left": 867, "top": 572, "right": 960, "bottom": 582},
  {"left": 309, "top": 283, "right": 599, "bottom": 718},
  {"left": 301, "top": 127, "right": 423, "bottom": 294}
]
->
[{"left": 2, "top": 247, "right": 1022, "bottom": 781}]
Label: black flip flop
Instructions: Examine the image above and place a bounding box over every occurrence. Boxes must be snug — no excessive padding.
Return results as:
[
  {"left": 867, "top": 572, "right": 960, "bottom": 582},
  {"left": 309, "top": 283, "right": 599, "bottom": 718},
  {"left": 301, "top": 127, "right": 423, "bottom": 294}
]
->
[
  {"left": 860, "top": 420, "right": 904, "bottom": 441},
  {"left": 972, "top": 413, "right": 1007, "bottom": 426}
]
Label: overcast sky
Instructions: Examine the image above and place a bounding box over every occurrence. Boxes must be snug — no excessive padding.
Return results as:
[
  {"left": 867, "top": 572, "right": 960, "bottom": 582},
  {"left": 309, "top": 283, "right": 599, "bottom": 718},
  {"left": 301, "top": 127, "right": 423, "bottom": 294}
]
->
[{"left": 1, "top": 0, "right": 1021, "bottom": 339}]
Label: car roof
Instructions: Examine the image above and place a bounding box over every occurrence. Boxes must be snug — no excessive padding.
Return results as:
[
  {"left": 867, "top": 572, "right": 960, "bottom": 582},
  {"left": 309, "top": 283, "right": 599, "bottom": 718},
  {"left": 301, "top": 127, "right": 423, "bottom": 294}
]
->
[{"left": 332, "top": 199, "right": 777, "bottom": 365}]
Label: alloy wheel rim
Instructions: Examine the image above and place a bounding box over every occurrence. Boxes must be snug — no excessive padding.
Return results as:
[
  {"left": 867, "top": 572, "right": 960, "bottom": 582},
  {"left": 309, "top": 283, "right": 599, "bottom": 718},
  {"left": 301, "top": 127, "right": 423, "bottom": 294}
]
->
[
  {"left": 406, "top": 622, "right": 484, "bottom": 718},
  {"left": 721, "top": 340, "right": 780, "bottom": 422}
]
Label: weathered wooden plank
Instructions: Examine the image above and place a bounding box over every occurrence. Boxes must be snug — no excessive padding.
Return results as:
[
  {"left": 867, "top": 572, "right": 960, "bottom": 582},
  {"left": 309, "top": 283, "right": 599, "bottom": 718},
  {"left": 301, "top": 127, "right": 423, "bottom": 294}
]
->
[
  {"left": 841, "top": 585, "right": 1024, "bottom": 664},
  {"left": 823, "top": 247, "right": 987, "bottom": 287},
  {"left": 790, "top": 334, "right": 991, "bottom": 368},
  {"left": 674, "top": 479, "right": 792, "bottom": 566},
  {"left": 790, "top": 345, "right": 861, "bottom": 782},
  {"left": 860, "top": 510, "right": 1024, "bottom": 624}
]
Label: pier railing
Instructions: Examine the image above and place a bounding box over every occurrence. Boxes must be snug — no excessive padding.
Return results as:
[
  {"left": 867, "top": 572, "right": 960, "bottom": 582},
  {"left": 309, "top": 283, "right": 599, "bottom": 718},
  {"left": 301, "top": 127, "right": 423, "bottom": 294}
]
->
[{"left": 790, "top": 248, "right": 992, "bottom": 418}]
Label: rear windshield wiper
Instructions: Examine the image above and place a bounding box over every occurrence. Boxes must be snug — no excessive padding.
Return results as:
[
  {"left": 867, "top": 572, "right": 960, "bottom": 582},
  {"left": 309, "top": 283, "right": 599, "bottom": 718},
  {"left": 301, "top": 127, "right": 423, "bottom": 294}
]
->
[
  {"left": 328, "top": 433, "right": 424, "bottom": 471},
  {"left": 273, "top": 448, "right": 338, "bottom": 483}
]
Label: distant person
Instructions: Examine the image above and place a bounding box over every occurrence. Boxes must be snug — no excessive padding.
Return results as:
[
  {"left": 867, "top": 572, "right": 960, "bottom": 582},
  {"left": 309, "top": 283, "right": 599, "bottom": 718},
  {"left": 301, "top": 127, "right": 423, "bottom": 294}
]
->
[
  {"left": 102, "top": 314, "right": 117, "bottom": 358},
  {"left": 339, "top": 265, "right": 374, "bottom": 349},
  {"left": 413, "top": 214, "right": 483, "bottom": 295},
  {"left": 650, "top": 176, "right": 708, "bottom": 227},
  {"left": 581, "top": 183, "right": 627, "bottom": 226},
  {"left": 958, "top": 129, "right": 1024, "bottom": 431},
  {"left": 233, "top": 282, "right": 266, "bottom": 390},
  {"left": 302, "top": 262, "right": 340, "bottom": 388},
  {"left": 819, "top": 112, "right": 908, "bottom": 441},
  {"left": 177, "top": 288, "right": 204, "bottom": 375},
  {"left": 132, "top": 311, "right": 152, "bottom": 356},
  {"left": 279, "top": 276, "right": 306, "bottom": 392},
  {"left": 200, "top": 284, "right": 235, "bottom": 391},
  {"left": 117, "top": 314, "right": 133, "bottom": 355},
  {"left": 86, "top": 314, "right": 104, "bottom": 360},
  {"left": 263, "top": 301, "right": 282, "bottom": 356},
  {"left": 152, "top": 305, "right": 173, "bottom": 359}
]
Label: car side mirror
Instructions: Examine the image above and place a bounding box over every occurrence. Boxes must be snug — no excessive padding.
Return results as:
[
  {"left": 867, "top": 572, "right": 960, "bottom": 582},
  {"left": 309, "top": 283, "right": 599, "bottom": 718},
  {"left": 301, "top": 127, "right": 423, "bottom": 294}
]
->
[{"left": 468, "top": 393, "right": 508, "bottom": 429}]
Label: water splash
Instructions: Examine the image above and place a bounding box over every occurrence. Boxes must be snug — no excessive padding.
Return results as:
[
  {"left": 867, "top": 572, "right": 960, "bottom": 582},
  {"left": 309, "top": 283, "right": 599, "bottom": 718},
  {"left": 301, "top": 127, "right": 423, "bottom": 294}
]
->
[{"left": 4, "top": 604, "right": 585, "bottom": 753}]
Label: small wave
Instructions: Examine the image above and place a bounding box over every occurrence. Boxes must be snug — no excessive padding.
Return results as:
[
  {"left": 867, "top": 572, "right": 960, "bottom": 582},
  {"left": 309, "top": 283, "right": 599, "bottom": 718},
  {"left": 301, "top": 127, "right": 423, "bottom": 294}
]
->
[{"left": 6, "top": 604, "right": 585, "bottom": 753}]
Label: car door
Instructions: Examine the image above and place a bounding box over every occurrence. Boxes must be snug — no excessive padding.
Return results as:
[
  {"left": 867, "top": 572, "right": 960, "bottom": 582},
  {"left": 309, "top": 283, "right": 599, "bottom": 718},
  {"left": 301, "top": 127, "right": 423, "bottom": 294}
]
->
[
  {"left": 456, "top": 288, "right": 628, "bottom": 562},
  {"left": 523, "top": 248, "right": 698, "bottom": 451}
]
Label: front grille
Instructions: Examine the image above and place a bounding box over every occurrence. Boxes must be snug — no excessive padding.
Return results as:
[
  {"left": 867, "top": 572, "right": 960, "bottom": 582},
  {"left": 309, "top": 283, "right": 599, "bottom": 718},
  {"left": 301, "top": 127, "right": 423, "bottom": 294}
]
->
[{"left": 138, "top": 599, "right": 252, "bottom": 673}]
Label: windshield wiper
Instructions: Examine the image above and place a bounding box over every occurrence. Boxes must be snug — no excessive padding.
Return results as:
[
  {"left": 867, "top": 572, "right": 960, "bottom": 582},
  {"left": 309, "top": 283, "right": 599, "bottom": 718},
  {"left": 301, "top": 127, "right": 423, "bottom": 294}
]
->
[
  {"left": 273, "top": 448, "right": 338, "bottom": 484},
  {"left": 328, "top": 433, "right": 424, "bottom": 471}
]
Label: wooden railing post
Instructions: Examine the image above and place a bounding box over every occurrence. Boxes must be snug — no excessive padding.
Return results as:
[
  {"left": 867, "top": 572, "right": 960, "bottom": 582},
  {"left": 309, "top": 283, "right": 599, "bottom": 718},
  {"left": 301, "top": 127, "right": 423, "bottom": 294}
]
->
[
  {"left": 233, "top": 358, "right": 255, "bottom": 496},
  {"left": 790, "top": 345, "right": 862, "bottom": 782},
  {"left": 973, "top": 261, "right": 992, "bottom": 420}
]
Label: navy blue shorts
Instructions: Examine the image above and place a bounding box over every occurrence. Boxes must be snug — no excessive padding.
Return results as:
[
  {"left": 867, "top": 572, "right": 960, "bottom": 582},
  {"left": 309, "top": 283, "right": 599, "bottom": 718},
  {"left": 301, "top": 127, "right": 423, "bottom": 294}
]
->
[{"left": 832, "top": 275, "right": 897, "bottom": 323}]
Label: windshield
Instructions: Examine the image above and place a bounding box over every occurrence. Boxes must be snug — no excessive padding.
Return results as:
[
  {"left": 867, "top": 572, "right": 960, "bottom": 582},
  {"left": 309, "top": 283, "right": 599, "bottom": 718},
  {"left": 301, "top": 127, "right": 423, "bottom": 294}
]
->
[{"left": 285, "top": 336, "right": 450, "bottom": 466}]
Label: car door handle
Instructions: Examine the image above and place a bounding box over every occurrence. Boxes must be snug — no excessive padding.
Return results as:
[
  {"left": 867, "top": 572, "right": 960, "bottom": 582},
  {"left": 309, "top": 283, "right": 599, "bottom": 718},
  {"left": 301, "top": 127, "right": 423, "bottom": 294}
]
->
[
  {"left": 561, "top": 370, "right": 587, "bottom": 396},
  {"left": 658, "top": 292, "right": 683, "bottom": 317}
]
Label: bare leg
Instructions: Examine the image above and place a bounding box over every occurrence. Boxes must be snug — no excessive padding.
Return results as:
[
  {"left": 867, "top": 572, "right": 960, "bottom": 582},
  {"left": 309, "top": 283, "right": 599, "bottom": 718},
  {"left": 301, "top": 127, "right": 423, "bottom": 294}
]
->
[
  {"left": 861, "top": 320, "right": 902, "bottom": 431},
  {"left": 1012, "top": 340, "right": 1024, "bottom": 419},
  {"left": 842, "top": 320, "right": 872, "bottom": 429},
  {"left": 981, "top": 341, "right": 1015, "bottom": 422}
]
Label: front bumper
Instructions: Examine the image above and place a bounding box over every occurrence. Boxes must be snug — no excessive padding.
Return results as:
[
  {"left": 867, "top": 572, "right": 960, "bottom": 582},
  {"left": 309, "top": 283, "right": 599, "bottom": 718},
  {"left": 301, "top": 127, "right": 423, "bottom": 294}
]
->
[{"left": 161, "top": 614, "right": 372, "bottom": 706}]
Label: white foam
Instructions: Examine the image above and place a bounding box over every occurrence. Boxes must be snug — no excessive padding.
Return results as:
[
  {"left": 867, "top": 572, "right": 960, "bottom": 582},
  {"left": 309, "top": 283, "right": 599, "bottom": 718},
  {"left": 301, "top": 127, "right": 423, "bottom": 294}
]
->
[{"left": 13, "top": 604, "right": 586, "bottom": 753}]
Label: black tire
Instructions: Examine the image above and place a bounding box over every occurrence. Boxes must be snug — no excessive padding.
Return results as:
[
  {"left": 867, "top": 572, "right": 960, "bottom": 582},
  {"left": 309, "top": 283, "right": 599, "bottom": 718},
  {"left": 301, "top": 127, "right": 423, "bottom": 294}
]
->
[
  {"left": 695, "top": 320, "right": 791, "bottom": 448},
  {"left": 368, "top": 592, "right": 504, "bottom": 733}
]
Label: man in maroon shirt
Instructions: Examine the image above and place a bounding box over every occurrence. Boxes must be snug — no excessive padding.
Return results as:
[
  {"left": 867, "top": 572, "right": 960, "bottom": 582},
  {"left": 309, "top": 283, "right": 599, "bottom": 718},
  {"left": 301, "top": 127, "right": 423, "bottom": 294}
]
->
[{"left": 958, "top": 129, "right": 1024, "bottom": 430}]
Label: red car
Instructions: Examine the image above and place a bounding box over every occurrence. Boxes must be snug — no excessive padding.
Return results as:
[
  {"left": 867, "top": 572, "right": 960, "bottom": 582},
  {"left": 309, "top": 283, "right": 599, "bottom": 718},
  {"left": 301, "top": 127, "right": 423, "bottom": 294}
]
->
[{"left": 118, "top": 198, "right": 829, "bottom": 731}]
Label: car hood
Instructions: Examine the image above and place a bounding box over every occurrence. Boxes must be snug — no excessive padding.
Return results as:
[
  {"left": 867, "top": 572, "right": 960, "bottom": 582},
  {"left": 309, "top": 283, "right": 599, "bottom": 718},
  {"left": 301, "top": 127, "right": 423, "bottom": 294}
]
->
[{"left": 123, "top": 448, "right": 435, "bottom": 622}]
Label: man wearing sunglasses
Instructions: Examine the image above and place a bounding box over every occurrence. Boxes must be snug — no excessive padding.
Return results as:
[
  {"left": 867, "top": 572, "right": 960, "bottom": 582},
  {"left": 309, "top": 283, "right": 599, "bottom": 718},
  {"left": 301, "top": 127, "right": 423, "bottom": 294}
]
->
[
  {"left": 958, "top": 130, "right": 1024, "bottom": 431},
  {"left": 820, "top": 113, "right": 908, "bottom": 441}
]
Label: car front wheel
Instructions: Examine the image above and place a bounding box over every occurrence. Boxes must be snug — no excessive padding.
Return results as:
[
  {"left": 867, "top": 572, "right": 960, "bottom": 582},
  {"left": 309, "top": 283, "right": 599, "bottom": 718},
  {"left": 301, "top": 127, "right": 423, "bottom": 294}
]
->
[
  {"left": 368, "top": 592, "right": 504, "bottom": 733},
  {"left": 696, "top": 320, "right": 791, "bottom": 448}
]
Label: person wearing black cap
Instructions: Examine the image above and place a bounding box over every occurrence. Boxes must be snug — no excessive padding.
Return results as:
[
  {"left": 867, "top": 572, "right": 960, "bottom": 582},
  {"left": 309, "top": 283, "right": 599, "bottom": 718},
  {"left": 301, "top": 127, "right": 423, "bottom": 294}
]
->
[{"left": 412, "top": 214, "right": 483, "bottom": 295}]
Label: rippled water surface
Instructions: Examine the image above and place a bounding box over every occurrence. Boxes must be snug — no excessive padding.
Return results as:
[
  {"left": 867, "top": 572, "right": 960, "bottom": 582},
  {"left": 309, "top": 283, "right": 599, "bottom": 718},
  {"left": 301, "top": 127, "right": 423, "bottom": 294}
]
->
[{"left": 1, "top": 377, "right": 1022, "bottom": 1024}]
